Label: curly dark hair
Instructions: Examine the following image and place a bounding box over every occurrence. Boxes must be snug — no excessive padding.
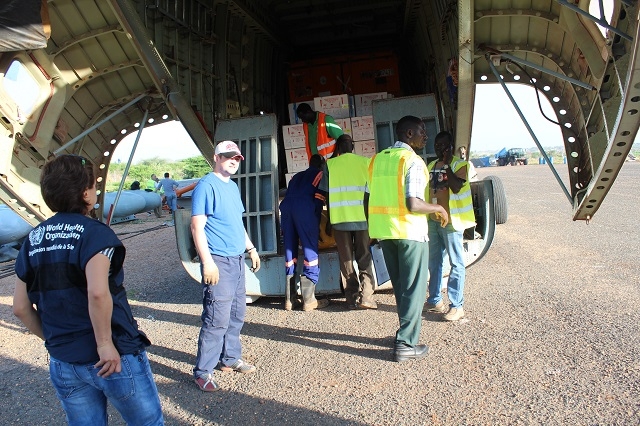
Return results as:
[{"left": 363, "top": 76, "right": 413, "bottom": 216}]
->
[
  {"left": 40, "top": 155, "right": 95, "bottom": 214},
  {"left": 396, "top": 115, "right": 423, "bottom": 137},
  {"left": 332, "top": 134, "right": 354, "bottom": 157}
]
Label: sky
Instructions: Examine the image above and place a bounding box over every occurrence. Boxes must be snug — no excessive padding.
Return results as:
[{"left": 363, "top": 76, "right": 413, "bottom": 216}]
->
[
  {"left": 113, "top": 83, "right": 565, "bottom": 164},
  {"left": 470, "top": 83, "right": 564, "bottom": 153},
  {"left": 113, "top": 121, "right": 201, "bottom": 164}
]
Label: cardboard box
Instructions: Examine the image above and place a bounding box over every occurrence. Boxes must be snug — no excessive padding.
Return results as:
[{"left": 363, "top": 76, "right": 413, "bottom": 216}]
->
[
  {"left": 314, "top": 94, "right": 352, "bottom": 119},
  {"left": 334, "top": 118, "right": 352, "bottom": 137},
  {"left": 285, "top": 173, "right": 295, "bottom": 187},
  {"left": 315, "top": 94, "right": 348, "bottom": 110},
  {"left": 282, "top": 124, "right": 306, "bottom": 149},
  {"left": 351, "top": 116, "right": 375, "bottom": 141},
  {"left": 354, "top": 140, "right": 376, "bottom": 158},
  {"left": 285, "top": 148, "right": 308, "bottom": 173},
  {"left": 354, "top": 92, "right": 387, "bottom": 116}
]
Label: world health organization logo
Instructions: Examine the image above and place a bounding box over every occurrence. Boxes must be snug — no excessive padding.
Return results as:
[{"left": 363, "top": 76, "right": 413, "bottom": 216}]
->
[{"left": 29, "top": 226, "right": 45, "bottom": 246}]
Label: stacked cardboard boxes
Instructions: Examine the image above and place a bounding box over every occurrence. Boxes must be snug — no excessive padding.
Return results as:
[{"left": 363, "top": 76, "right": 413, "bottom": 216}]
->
[
  {"left": 354, "top": 92, "right": 387, "bottom": 116},
  {"left": 284, "top": 92, "right": 387, "bottom": 172},
  {"left": 284, "top": 147, "right": 309, "bottom": 174},
  {"left": 282, "top": 124, "right": 305, "bottom": 150},
  {"left": 354, "top": 140, "right": 376, "bottom": 157},
  {"left": 313, "top": 94, "right": 353, "bottom": 119},
  {"left": 283, "top": 124, "right": 308, "bottom": 173},
  {"left": 287, "top": 96, "right": 355, "bottom": 124},
  {"left": 335, "top": 117, "right": 352, "bottom": 138},
  {"left": 283, "top": 107, "right": 354, "bottom": 174},
  {"left": 351, "top": 115, "right": 376, "bottom": 158}
]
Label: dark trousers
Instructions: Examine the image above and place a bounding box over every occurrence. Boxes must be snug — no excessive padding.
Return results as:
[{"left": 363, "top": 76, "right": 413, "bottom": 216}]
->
[
  {"left": 379, "top": 239, "right": 429, "bottom": 346},
  {"left": 334, "top": 229, "right": 375, "bottom": 304},
  {"left": 193, "top": 254, "right": 246, "bottom": 377}
]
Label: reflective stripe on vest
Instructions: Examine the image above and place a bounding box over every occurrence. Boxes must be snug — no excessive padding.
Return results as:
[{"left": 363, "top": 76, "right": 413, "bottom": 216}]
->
[
  {"left": 327, "top": 153, "right": 370, "bottom": 224},
  {"left": 304, "top": 112, "right": 337, "bottom": 160},
  {"left": 368, "top": 148, "right": 428, "bottom": 240},
  {"left": 428, "top": 156, "right": 476, "bottom": 231}
]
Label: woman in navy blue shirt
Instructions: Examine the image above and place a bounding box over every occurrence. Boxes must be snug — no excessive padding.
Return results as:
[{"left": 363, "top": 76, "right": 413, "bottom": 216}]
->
[{"left": 13, "top": 155, "right": 163, "bottom": 426}]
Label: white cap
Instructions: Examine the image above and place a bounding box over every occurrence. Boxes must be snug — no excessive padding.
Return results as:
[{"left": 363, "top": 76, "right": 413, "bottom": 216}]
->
[{"left": 215, "top": 140, "right": 244, "bottom": 160}]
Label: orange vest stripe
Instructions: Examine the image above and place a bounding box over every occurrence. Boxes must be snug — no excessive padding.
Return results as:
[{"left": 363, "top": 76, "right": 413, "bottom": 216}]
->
[{"left": 303, "top": 112, "right": 335, "bottom": 159}]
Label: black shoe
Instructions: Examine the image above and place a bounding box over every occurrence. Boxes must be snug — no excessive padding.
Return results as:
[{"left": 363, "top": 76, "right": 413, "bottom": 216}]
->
[{"left": 394, "top": 343, "right": 429, "bottom": 362}]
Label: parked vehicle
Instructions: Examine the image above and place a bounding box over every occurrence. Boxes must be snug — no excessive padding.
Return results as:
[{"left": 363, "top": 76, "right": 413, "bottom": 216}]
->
[{"left": 497, "top": 148, "right": 529, "bottom": 166}]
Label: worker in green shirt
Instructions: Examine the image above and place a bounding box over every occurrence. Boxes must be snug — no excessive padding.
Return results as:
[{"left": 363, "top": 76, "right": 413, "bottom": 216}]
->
[{"left": 296, "top": 103, "right": 343, "bottom": 161}]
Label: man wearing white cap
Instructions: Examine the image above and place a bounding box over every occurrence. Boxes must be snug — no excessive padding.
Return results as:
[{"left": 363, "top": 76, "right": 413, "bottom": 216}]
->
[{"left": 191, "top": 140, "right": 261, "bottom": 392}]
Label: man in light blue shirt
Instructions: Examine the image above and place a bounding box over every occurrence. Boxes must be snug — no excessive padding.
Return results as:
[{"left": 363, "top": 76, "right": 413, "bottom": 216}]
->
[
  {"left": 157, "top": 172, "right": 178, "bottom": 213},
  {"left": 191, "top": 140, "right": 261, "bottom": 392}
]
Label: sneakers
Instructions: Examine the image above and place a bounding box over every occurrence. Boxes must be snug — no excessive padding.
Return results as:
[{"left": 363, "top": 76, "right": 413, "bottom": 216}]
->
[
  {"left": 219, "top": 359, "right": 256, "bottom": 374},
  {"left": 194, "top": 374, "right": 220, "bottom": 392},
  {"left": 443, "top": 307, "right": 465, "bottom": 321},
  {"left": 423, "top": 300, "right": 448, "bottom": 313}
]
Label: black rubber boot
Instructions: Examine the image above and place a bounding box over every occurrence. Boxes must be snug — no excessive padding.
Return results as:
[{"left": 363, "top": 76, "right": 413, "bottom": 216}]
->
[
  {"left": 301, "top": 276, "right": 329, "bottom": 311},
  {"left": 284, "top": 274, "right": 294, "bottom": 310}
]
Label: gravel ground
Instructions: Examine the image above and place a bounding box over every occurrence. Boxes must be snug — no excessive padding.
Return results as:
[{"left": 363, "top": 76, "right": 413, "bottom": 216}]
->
[{"left": 1, "top": 162, "right": 639, "bottom": 425}]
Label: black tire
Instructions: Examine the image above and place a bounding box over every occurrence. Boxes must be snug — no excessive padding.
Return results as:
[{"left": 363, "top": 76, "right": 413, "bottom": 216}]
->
[
  {"left": 523, "top": 158, "right": 528, "bottom": 165},
  {"left": 484, "top": 175, "right": 508, "bottom": 224}
]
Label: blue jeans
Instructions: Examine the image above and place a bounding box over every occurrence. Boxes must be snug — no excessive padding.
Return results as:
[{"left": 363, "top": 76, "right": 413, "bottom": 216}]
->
[
  {"left": 194, "top": 254, "right": 246, "bottom": 378},
  {"left": 427, "top": 221, "right": 466, "bottom": 308},
  {"left": 49, "top": 351, "right": 163, "bottom": 426},
  {"left": 165, "top": 193, "right": 177, "bottom": 212}
]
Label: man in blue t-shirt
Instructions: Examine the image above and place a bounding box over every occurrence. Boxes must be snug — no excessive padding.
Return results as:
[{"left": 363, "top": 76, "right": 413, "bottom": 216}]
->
[{"left": 191, "top": 140, "right": 261, "bottom": 392}]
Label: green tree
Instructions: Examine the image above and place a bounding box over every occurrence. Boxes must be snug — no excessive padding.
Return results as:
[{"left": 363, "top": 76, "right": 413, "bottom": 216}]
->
[
  {"left": 106, "top": 157, "right": 173, "bottom": 192},
  {"left": 104, "top": 157, "right": 211, "bottom": 192},
  {"left": 182, "top": 156, "right": 212, "bottom": 179}
]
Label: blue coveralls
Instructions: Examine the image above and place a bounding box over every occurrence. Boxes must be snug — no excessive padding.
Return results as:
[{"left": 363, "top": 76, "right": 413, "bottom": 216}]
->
[{"left": 280, "top": 166, "right": 326, "bottom": 284}]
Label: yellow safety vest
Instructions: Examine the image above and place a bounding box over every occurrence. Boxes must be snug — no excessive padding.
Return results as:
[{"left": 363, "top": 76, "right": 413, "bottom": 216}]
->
[
  {"left": 327, "top": 153, "right": 370, "bottom": 225},
  {"left": 368, "top": 148, "right": 428, "bottom": 240},
  {"left": 427, "top": 155, "right": 476, "bottom": 231}
]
